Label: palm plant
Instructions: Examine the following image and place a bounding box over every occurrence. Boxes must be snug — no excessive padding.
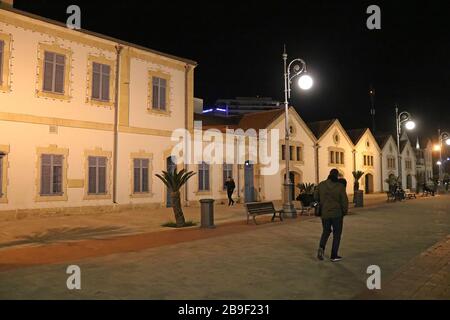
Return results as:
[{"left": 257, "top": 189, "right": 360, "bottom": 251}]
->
[
  {"left": 296, "top": 182, "right": 316, "bottom": 206},
  {"left": 155, "top": 168, "right": 196, "bottom": 227},
  {"left": 352, "top": 171, "right": 365, "bottom": 191},
  {"left": 297, "top": 182, "right": 316, "bottom": 194}
]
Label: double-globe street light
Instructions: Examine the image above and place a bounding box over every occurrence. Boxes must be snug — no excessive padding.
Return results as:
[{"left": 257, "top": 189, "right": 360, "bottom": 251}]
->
[
  {"left": 395, "top": 106, "right": 416, "bottom": 182},
  {"left": 282, "top": 48, "right": 313, "bottom": 218},
  {"left": 434, "top": 130, "right": 450, "bottom": 184}
]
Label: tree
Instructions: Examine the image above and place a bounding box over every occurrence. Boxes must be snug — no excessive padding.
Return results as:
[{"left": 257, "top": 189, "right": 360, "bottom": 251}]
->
[
  {"left": 385, "top": 175, "right": 401, "bottom": 193},
  {"left": 155, "top": 168, "right": 196, "bottom": 227},
  {"left": 352, "top": 171, "right": 365, "bottom": 191}
]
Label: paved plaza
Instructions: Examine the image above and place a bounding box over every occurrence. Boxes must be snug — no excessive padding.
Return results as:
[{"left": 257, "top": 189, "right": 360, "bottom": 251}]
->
[{"left": 0, "top": 194, "right": 449, "bottom": 299}]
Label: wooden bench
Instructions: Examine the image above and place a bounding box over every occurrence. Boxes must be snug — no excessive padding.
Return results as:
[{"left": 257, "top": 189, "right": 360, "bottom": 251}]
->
[
  {"left": 421, "top": 190, "right": 434, "bottom": 197},
  {"left": 404, "top": 189, "right": 416, "bottom": 199},
  {"left": 245, "top": 202, "right": 283, "bottom": 225},
  {"left": 386, "top": 191, "right": 396, "bottom": 202}
]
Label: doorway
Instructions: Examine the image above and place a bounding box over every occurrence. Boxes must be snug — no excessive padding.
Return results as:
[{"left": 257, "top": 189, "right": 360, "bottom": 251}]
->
[
  {"left": 406, "top": 174, "right": 412, "bottom": 190},
  {"left": 365, "top": 173, "right": 374, "bottom": 194},
  {"left": 284, "top": 171, "right": 302, "bottom": 201}
]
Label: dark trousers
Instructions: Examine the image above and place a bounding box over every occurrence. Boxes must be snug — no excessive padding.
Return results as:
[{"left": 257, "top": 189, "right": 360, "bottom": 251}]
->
[
  {"left": 319, "top": 217, "right": 343, "bottom": 258},
  {"left": 227, "top": 189, "right": 234, "bottom": 205}
]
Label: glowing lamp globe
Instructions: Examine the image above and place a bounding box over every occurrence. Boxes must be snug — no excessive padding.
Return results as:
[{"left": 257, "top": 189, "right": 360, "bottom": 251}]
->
[
  {"left": 446, "top": 138, "right": 450, "bottom": 146},
  {"left": 298, "top": 74, "right": 313, "bottom": 90},
  {"left": 405, "top": 120, "right": 415, "bottom": 130}
]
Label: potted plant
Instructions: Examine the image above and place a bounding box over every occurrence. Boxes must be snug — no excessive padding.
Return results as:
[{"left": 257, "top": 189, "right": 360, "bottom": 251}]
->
[
  {"left": 296, "top": 182, "right": 316, "bottom": 206},
  {"left": 352, "top": 170, "right": 365, "bottom": 191},
  {"left": 155, "top": 168, "right": 196, "bottom": 227},
  {"left": 352, "top": 171, "right": 364, "bottom": 206}
]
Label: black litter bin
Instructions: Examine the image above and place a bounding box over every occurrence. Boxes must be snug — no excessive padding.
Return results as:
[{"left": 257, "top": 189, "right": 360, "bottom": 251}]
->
[
  {"left": 354, "top": 190, "right": 364, "bottom": 207},
  {"left": 199, "top": 199, "right": 215, "bottom": 228}
]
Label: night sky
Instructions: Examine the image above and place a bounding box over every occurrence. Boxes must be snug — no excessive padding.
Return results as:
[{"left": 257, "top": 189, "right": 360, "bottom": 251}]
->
[{"left": 13, "top": 0, "right": 450, "bottom": 142}]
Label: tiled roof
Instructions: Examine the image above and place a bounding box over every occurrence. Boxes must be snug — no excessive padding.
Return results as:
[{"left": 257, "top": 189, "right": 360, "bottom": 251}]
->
[
  {"left": 307, "top": 119, "right": 336, "bottom": 139},
  {"left": 196, "top": 109, "right": 285, "bottom": 133},
  {"left": 374, "top": 134, "right": 393, "bottom": 149},
  {"left": 237, "top": 109, "right": 285, "bottom": 131},
  {"left": 400, "top": 140, "right": 408, "bottom": 153},
  {"left": 346, "top": 128, "right": 368, "bottom": 145}
]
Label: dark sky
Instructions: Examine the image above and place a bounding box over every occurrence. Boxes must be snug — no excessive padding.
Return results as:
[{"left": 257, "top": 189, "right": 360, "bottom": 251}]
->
[{"left": 14, "top": 0, "right": 450, "bottom": 141}]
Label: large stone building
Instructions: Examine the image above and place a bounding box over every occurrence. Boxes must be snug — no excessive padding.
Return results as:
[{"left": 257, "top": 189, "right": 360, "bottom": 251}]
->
[{"left": 0, "top": 5, "right": 196, "bottom": 213}]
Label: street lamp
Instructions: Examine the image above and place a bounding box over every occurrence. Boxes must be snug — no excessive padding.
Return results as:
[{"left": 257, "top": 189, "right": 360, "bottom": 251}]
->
[
  {"left": 395, "top": 105, "right": 415, "bottom": 183},
  {"left": 282, "top": 47, "right": 313, "bottom": 218},
  {"left": 436, "top": 130, "right": 450, "bottom": 185}
]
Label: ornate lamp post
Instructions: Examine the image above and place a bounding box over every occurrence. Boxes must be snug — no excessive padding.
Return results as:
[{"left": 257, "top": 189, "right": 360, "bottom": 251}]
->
[
  {"left": 282, "top": 47, "right": 313, "bottom": 218},
  {"left": 395, "top": 105, "right": 415, "bottom": 183}
]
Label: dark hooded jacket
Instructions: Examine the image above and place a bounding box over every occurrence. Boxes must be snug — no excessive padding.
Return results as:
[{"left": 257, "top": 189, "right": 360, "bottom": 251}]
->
[{"left": 314, "top": 179, "right": 349, "bottom": 219}]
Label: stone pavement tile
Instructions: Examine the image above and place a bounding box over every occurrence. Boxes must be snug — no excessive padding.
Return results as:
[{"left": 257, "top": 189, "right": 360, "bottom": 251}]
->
[{"left": 359, "top": 234, "right": 450, "bottom": 300}]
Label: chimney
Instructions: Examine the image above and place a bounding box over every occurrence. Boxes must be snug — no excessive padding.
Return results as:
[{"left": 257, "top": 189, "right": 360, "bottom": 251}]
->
[{"left": 0, "top": 0, "right": 14, "bottom": 8}]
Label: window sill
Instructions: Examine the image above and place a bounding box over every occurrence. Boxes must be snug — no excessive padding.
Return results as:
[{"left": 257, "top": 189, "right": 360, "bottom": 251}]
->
[
  {"left": 88, "top": 98, "right": 114, "bottom": 108},
  {"left": 194, "top": 190, "right": 212, "bottom": 196},
  {"left": 36, "top": 90, "right": 71, "bottom": 101},
  {"left": 130, "top": 192, "right": 154, "bottom": 199},
  {"left": 280, "top": 160, "right": 305, "bottom": 165},
  {"left": 147, "top": 108, "right": 171, "bottom": 117},
  {"left": 329, "top": 163, "right": 345, "bottom": 167},
  {"left": 83, "top": 194, "right": 112, "bottom": 200},
  {"left": 35, "top": 194, "right": 68, "bottom": 202}
]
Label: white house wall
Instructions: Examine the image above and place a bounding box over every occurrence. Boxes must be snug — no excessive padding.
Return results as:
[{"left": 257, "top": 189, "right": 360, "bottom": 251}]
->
[
  {"left": 401, "top": 142, "right": 417, "bottom": 190},
  {"left": 381, "top": 138, "right": 399, "bottom": 191},
  {"left": 317, "top": 122, "right": 354, "bottom": 194},
  {"left": 353, "top": 131, "right": 381, "bottom": 193},
  {"left": 262, "top": 109, "right": 316, "bottom": 201}
]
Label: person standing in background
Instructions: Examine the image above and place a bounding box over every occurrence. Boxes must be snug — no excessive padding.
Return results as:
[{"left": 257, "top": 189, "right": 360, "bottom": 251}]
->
[{"left": 224, "top": 177, "right": 236, "bottom": 206}]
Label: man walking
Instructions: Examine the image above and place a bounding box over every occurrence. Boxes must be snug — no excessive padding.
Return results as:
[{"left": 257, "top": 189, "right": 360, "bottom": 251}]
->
[
  {"left": 224, "top": 177, "right": 236, "bottom": 206},
  {"left": 314, "top": 169, "right": 349, "bottom": 262}
]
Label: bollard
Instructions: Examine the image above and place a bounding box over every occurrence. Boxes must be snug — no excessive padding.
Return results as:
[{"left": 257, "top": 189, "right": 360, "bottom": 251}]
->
[
  {"left": 199, "top": 199, "right": 215, "bottom": 228},
  {"left": 354, "top": 190, "right": 364, "bottom": 207}
]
